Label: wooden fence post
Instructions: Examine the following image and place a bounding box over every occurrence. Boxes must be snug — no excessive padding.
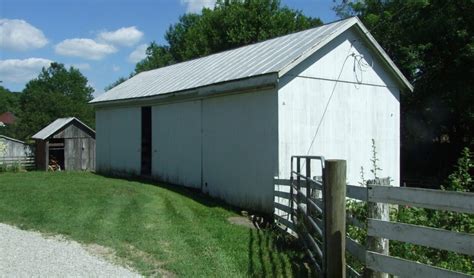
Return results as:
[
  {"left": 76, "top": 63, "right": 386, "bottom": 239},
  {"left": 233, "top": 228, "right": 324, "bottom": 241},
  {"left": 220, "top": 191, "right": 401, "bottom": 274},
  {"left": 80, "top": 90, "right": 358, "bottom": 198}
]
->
[
  {"left": 364, "top": 177, "right": 390, "bottom": 278},
  {"left": 324, "top": 159, "right": 346, "bottom": 278}
]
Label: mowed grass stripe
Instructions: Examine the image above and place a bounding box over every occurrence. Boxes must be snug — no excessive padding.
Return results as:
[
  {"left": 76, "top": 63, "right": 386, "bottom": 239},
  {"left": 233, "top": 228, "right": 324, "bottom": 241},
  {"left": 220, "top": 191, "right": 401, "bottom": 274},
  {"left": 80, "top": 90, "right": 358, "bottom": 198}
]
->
[
  {"left": 0, "top": 172, "right": 309, "bottom": 277},
  {"left": 161, "top": 192, "right": 239, "bottom": 276}
]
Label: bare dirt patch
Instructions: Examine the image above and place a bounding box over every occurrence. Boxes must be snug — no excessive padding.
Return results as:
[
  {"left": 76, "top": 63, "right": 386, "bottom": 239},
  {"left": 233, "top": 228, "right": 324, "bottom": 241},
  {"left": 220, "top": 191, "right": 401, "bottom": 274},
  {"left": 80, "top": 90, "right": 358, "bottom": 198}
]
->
[
  {"left": 228, "top": 216, "right": 257, "bottom": 229},
  {"left": 124, "top": 243, "right": 176, "bottom": 278},
  {"left": 84, "top": 243, "right": 122, "bottom": 265}
]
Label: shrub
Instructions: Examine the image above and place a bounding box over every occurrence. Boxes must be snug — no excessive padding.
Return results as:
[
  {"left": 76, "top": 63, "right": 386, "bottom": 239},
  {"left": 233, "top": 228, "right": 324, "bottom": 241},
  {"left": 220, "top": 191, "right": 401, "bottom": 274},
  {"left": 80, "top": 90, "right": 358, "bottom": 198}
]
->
[
  {"left": 9, "top": 161, "right": 24, "bottom": 173},
  {"left": 0, "top": 161, "right": 25, "bottom": 173},
  {"left": 0, "top": 163, "right": 7, "bottom": 173},
  {"left": 347, "top": 147, "right": 474, "bottom": 275}
]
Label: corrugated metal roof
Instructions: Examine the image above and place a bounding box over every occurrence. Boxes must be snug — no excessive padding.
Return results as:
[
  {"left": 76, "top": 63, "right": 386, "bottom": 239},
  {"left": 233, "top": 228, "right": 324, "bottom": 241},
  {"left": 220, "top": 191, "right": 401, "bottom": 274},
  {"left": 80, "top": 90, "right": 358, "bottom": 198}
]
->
[
  {"left": 91, "top": 17, "right": 411, "bottom": 104},
  {"left": 32, "top": 117, "right": 95, "bottom": 140}
]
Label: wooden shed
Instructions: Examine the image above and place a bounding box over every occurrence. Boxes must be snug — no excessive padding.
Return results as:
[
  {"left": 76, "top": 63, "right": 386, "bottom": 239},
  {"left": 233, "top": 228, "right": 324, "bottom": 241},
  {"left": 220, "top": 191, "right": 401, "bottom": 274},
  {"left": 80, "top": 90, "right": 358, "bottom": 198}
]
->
[
  {"left": 0, "top": 135, "right": 32, "bottom": 158},
  {"left": 0, "top": 135, "right": 34, "bottom": 169},
  {"left": 32, "top": 117, "right": 95, "bottom": 171}
]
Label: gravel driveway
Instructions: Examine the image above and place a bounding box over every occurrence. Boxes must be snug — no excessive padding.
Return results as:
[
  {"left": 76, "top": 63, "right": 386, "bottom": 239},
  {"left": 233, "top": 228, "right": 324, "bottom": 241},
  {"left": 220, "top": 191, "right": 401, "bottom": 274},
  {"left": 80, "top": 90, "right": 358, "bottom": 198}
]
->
[{"left": 0, "top": 223, "right": 141, "bottom": 277}]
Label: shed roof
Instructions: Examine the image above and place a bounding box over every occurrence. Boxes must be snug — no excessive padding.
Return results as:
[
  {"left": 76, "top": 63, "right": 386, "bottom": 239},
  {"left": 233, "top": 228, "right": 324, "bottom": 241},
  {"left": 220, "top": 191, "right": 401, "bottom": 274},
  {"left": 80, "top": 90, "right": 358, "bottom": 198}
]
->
[
  {"left": 32, "top": 117, "right": 95, "bottom": 140},
  {"left": 91, "top": 17, "right": 412, "bottom": 105},
  {"left": 0, "top": 135, "right": 25, "bottom": 144}
]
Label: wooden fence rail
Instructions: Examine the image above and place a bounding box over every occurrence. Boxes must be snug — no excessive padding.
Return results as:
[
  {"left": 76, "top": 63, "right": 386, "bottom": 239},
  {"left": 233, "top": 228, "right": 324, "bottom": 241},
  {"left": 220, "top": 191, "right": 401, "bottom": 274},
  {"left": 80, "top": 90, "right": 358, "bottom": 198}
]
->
[
  {"left": 275, "top": 156, "right": 474, "bottom": 278},
  {"left": 275, "top": 161, "right": 474, "bottom": 278},
  {"left": 0, "top": 156, "right": 35, "bottom": 170},
  {"left": 345, "top": 180, "right": 474, "bottom": 278},
  {"left": 367, "top": 219, "right": 474, "bottom": 256},
  {"left": 369, "top": 186, "right": 474, "bottom": 214}
]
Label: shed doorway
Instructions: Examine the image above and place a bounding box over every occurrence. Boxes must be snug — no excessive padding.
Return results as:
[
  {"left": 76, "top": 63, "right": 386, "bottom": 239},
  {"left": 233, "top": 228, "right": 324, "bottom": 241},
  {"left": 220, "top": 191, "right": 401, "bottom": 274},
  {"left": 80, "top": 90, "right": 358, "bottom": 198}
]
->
[
  {"left": 49, "top": 138, "right": 65, "bottom": 170},
  {"left": 141, "top": 106, "right": 152, "bottom": 175}
]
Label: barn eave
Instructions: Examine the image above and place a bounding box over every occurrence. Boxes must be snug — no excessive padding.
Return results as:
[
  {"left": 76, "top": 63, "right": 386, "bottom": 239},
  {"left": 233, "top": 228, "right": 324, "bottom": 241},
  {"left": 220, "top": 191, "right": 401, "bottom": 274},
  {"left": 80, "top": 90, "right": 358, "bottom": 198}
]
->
[{"left": 90, "top": 73, "right": 278, "bottom": 108}]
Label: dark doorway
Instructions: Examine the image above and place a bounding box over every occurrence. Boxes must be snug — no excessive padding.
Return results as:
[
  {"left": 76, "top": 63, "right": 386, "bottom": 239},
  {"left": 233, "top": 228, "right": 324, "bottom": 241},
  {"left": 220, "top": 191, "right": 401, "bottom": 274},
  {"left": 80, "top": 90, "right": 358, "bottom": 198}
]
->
[
  {"left": 49, "top": 138, "right": 65, "bottom": 170},
  {"left": 141, "top": 106, "right": 152, "bottom": 175}
]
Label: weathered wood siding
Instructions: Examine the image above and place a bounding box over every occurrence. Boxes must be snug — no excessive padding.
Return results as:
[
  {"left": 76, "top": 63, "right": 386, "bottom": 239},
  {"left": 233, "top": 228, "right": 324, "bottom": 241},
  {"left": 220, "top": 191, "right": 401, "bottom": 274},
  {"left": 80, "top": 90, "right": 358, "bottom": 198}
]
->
[
  {"left": 53, "top": 124, "right": 94, "bottom": 139},
  {"left": 53, "top": 122, "right": 95, "bottom": 171},
  {"left": 35, "top": 121, "right": 96, "bottom": 171},
  {"left": 64, "top": 138, "right": 95, "bottom": 171},
  {"left": 35, "top": 140, "right": 48, "bottom": 171},
  {"left": 0, "top": 137, "right": 32, "bottom": 158}
]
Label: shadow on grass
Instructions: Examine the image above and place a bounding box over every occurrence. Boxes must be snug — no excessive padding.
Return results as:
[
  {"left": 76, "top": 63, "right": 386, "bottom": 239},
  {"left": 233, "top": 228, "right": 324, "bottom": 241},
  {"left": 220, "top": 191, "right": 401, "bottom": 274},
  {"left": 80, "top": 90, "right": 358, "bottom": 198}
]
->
[
  {"left": 93, "top": 172, "right": 312, "bottom": 277},
  {"left": 93, "top": 172, "right": 245, "bottom": 214},
  {"left": 247, "top": 228, "right": 313, "bottom": 277}
]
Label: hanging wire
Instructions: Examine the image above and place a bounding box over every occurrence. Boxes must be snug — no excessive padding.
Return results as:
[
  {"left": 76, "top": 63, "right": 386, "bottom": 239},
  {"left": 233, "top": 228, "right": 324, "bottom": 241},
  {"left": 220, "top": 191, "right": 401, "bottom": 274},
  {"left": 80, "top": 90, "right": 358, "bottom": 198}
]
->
[
  {"left": 301, "top": 44, "right": 373, "bottom": 168},
  {"left": 302, "top": 52, "right": 353, "bottom": 164},
  {"left": 352, "top": 53, "right": 371, "bottom": 88}
]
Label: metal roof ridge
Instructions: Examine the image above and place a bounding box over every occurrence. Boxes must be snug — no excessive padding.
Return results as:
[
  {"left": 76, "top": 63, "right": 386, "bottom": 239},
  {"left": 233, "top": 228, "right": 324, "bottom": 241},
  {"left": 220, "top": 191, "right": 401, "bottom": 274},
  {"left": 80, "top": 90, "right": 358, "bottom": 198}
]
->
[{"left": 31, "top": 117, "right": 95, "bottom": 140}]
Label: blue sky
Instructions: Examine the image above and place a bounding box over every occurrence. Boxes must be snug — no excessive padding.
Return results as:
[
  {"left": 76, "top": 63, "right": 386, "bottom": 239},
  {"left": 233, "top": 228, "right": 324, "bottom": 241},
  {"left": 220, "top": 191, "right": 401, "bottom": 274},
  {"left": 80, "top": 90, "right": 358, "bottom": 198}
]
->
[{"left": 0, "top": 0, "right": 338, "bottom": 97}]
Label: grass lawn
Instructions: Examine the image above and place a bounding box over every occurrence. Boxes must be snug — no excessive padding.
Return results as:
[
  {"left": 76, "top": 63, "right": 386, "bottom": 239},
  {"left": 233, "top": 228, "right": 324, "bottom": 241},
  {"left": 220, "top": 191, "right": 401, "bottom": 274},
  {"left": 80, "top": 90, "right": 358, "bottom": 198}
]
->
[{"left": 0, "top": 171, "right": 310, "bottom": 277}]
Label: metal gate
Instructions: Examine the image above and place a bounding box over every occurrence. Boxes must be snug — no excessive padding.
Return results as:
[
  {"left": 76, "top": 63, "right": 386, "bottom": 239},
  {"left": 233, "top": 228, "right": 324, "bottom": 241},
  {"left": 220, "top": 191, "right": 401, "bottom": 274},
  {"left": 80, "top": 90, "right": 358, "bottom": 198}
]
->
[{"left": 290, "top": 155, "right": 326, "bottom": 275}]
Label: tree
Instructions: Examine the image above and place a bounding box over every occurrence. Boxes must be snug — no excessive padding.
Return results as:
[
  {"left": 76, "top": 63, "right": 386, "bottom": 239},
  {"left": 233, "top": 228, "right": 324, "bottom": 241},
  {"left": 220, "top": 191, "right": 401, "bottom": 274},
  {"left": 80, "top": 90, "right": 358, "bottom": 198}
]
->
[
  {"left": 0, "top": 85, "right": 20, "bottom": 115},
  {"left": 17, "top": 63, "right": 94, "bottom": 139},
  {"left": 334, "top": 0, "right": 474, "bottom": 179},
  {"left": 135, "top": 43, "right": 174, "bottom": 73},
  {"left": 104, "top": 76, "right": 128, "bottom": 92},
  {"left": 134, "top": 0, "right": 322, "bottom": 74},
  {"left": 0, "top": 85, "right": 22, "bottom": 138}
]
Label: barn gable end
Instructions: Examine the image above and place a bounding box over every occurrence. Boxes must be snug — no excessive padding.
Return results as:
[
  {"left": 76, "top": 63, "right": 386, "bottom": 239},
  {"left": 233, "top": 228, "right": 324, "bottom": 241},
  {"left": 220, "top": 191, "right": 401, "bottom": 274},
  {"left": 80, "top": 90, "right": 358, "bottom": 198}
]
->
[{"left": 278, "top": 26, "right": 401, "bottom": 188}]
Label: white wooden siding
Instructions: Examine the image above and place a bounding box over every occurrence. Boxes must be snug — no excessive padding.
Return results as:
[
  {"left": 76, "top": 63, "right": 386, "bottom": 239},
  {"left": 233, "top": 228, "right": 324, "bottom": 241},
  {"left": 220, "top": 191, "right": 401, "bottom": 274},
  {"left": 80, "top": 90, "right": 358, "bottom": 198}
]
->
[
  {"left": 202, "top": 89, "right": 278, "bottom": 213},
  {"left": 278, "top": 28, "right": 401, "bottom": 187},
  {"left": 152, "top": 101, "right": 202, "bottom": 189},
  {"left": 96, "top": 107, "right": 141, "bottom": 174}
]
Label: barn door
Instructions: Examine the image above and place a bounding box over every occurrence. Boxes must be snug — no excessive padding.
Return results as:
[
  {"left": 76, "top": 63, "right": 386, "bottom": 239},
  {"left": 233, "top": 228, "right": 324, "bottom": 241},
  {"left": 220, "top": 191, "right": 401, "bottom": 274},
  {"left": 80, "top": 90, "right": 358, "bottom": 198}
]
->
[
  {"left": 152, "top": 101, "right": 202, "bottom": 189},
  {"left": 141, "top": 106, "right": 152, "bottom": 175}
]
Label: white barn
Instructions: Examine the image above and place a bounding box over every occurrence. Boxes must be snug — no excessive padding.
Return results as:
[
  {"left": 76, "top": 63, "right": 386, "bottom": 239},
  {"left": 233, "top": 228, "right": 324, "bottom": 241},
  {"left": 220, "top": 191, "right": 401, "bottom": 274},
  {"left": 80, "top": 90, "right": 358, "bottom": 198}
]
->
[{"left": 91, "top": 17, "right": 412, "bottom": 213}]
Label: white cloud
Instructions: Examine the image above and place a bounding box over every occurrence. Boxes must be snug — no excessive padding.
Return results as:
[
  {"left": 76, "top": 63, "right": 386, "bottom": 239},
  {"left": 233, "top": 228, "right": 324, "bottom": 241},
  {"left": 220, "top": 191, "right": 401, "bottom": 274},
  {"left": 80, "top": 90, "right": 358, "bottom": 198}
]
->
[
  {"left": 0, "top": 58, "right": 52, "bottom": 83},
  {"left": 0, "top": 18, "right": 48, "bottom": 51},
  {"left": 55, "top": 38, "right": 117, "bottom": 60},
  {"left": 128, "top": 43, "right": 148, "bottom": 63},
  {"left": 98, "top": 26, "right": 143, "bottom": 47},
  {"left": 112, "top": 65, "right": 120, "bottom": 72},
  {"left": 180, "top": 0, "right": 216, "bottom": 13}
]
